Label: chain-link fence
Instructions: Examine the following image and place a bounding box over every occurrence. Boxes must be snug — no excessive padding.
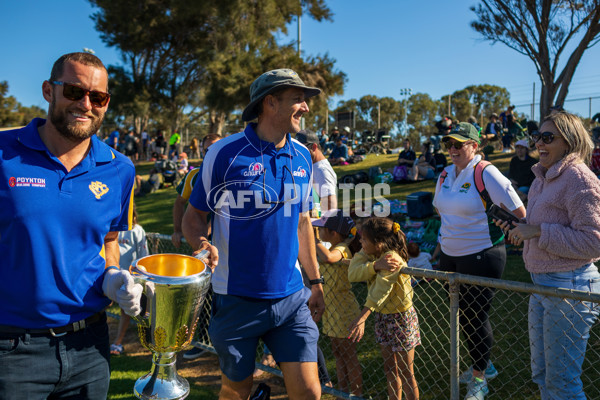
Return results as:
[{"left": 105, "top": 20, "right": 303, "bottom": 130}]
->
[{"left": 139, "top": 233, "right": 600, "bottom": 400}]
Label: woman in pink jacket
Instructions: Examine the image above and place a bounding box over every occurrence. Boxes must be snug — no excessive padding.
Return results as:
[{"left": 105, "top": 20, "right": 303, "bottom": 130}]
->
[{"left": 504, "top": 110, "right": 600, "bottom": 400}]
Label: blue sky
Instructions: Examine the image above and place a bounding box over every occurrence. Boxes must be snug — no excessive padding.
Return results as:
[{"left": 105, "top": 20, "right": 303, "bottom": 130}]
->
[{"left": 2, "top": 0, "right": 600, "bottom": 121}]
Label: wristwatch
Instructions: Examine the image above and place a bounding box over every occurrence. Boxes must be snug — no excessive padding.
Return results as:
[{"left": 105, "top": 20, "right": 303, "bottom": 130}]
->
[{"left": 309, "top": 276, "right": 325, "bottom": 285}]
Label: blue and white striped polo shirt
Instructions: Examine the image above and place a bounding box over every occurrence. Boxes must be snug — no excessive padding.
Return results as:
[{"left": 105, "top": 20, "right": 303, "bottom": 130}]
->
[{"left": 189, "top": 123, "right": 313, "bottom": 299}]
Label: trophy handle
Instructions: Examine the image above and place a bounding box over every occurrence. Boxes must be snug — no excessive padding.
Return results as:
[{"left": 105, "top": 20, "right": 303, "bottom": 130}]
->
[
  {"left": 194, "top": 249, "right": 212, "bottom": 272},
  {"left": 129, "top": 263, "right": 151, "bottom": 324}
]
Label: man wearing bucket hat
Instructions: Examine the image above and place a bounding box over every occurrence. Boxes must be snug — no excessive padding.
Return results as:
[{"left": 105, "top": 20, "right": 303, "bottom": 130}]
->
[
  {"left": 183, "top": 68, "right": 324, "bottom": 399},
  {"left": 508, "top": 139, "right": 538, "bottom": 201}
]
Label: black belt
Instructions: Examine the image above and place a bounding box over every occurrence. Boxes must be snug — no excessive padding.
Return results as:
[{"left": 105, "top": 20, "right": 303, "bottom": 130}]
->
[{"left": 0, "top": 311, "right": 105, "bottom": 337}]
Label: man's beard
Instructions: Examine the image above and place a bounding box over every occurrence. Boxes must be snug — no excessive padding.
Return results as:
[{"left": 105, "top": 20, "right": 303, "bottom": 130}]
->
[{"left": 49, "top": 98, "right": 104, "bottom": 142}]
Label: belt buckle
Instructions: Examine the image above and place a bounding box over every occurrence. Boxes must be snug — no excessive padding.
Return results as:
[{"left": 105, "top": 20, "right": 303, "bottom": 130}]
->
[{"left": 49, "top": 328, "right": 67, "bottom": 337}]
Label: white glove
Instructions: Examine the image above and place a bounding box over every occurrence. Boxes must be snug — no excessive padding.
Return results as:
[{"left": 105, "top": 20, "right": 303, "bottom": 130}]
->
[{"left": 102, "top": 268, "right": 143, "bottom": 317}]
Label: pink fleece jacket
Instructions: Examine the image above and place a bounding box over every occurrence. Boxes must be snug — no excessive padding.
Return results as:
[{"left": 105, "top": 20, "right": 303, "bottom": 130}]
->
[{"left": 523, "top": 153, "right": 600, "bottom": 273}]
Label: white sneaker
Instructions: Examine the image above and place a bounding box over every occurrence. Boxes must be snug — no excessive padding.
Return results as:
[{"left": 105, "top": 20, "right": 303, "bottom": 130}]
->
[
  {"left": 459, "top": 361, "right": 498, "bottom": 384},
  {"left": 465, "top": 377, "right": 489, "bottom": 400}
]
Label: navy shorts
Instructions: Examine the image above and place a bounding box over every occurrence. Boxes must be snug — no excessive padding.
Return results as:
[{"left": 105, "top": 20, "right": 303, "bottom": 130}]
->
[{"left": 208, "top": 287, "right": 319, "bottom": 381}]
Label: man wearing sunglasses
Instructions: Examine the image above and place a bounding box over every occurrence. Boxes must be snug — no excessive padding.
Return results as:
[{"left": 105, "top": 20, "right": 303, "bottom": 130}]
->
[
  {"left": 0, "top": 52, "right": 140, "bottom": 399},
  {"left": 183, "top": 69, "right": 325, "bottom": 400}
]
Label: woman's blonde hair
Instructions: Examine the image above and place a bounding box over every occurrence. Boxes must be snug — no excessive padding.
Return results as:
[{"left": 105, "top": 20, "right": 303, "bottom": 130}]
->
[{"left": 543, "top": 111, "right": 593, "bottom": 165}]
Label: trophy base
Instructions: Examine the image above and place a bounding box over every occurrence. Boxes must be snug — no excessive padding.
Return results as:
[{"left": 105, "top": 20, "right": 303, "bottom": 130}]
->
[{"left": 134, "top": 353, "right": 190, "bottom": 400}]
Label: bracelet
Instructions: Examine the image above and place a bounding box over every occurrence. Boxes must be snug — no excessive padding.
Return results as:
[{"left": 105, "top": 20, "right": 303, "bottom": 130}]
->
[{"left": 105, "top": 266, "right": 119, "bottom": 273}]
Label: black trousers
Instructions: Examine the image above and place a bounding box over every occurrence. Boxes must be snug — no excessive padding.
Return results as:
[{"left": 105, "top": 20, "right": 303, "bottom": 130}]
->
[{"left": 439, "top": 243, "right": 506, "bottom": 372}]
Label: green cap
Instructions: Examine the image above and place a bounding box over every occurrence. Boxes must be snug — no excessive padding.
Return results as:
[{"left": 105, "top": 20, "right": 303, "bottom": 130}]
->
[
  {"left": 443, "top": 122, "right": 481, "bottom": 143},
  {"left": 242, "top": 69, "right": 321, "bottom": 121}
]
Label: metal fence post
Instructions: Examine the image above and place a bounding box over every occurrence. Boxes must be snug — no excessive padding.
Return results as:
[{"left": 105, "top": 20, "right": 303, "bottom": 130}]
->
[{"left": 449, "top": 275, "right": 460, "bottom": 400}]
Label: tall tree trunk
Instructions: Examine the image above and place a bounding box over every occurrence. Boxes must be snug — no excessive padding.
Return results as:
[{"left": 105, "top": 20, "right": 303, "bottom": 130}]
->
[
  {"left": 208, "top": 111, "right": 226, "bottom": 136},
  {"left": 133, "top": 115, "right": 149, "bottom": 136},
  {"left": 539, "top": 70, "right": 556, "bottom": 121}
]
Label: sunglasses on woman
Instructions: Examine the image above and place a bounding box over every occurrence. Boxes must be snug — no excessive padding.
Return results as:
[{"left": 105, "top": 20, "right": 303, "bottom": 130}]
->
[
  {"left": 444, "top": 141, "right": 469, "bottom": 150},
  {"left": 51, "top": 81, "right": 110, "bottom": 107},
  {"left": 530, "top": 131, "right": 557, "bottom": 144}
]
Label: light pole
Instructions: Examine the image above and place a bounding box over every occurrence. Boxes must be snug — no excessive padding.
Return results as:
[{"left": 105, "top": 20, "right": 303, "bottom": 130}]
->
[{"left": 399, "top": 88, "right": 412, "bottom": 138}]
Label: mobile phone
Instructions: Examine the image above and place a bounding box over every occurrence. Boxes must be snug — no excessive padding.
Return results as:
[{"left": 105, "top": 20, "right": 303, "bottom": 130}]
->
[{"left": 486, "top": 203, "right": 520, "bottom": 224}]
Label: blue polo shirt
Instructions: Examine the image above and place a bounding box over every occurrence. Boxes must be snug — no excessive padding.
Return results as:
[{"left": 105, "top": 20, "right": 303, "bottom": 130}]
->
[
  {"left": 0, "top": 118, "right": 135, "bottom": 328},
  {"left": 189, "top": 123, "right": 313, "bottom": 299}
]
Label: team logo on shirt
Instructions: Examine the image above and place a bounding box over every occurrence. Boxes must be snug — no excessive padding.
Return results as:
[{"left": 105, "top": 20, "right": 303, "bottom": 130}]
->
[
  {"left": 292, "top": 166, "right": 307, "bottom": 178},
  {"left": 89, "top": 181, "right": 109, "bottom": 199},
  {"left": 243, "top": 162, "right": 264, "bottom": 177},
  {"left": 207, "top": 179, "right": 279, "bottom": 220},
  {"left": 9, "top": 176, "right": 46, "bottom": 188},
  {"left": 459, "top": 182, "right": 471, "bottom": 193}
]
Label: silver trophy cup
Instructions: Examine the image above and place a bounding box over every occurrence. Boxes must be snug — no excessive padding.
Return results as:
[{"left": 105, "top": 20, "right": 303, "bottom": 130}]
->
[{"left": 130, "top": 252, "right": 211, "bottom": 400}]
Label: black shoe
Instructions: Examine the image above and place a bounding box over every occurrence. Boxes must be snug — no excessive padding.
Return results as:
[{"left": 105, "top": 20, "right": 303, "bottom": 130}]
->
[{"left": 250, "top": 383, "right": 271, "bottom": 400}]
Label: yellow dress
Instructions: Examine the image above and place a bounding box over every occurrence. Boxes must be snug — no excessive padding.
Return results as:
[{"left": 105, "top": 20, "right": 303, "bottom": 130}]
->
[{"left": 320, "top": 243, "right": 361, "bottom": 338}]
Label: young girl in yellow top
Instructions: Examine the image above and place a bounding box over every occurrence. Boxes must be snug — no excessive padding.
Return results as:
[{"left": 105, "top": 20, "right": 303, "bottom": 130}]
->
[
  {"left": 348, "top": 217, "right": 420, "bottom": 400},
  {"left": 313, "top": 210, "right": 363, "bottom": 396}
]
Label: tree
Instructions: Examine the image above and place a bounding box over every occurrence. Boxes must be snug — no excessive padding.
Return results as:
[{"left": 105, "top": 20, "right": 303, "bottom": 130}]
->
[
  {"left": 406, "top": 93, "right": 441, "bottom": 139},
  {"left": 0, "top": 81, "right": 20, "bottom": 127},
  {"left": 104, "top": 65, "right": 153, "bottom": 135},
  {"left": 89, "top": 0, "right": 342, "bottom": 136},
  {"left": 193, "top": 0, "right": 338, "bottom": 134},
  {"left": 467, "top": 84, "right": 511, "bottom": 121},
  {"left": 442, "top": 84, "right": 510, "bottom": 122},
  {"left": 0, "top": 81, "right": 45, "bottom": 128},
  {"left": 471, "top": 0, "right": 600, "bottom": 119},
  {"left": 294, "top": 53, "right": 346, "bottom": 130},
  {"left": 334, "top": 95, "right": 402, "bottom": 138},
  {"left": 90, "top": 0, "right": 211, "bottom": 134}
]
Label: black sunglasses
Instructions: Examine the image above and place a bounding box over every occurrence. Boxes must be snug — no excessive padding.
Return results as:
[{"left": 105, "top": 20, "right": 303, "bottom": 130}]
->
[
  {"left": 51, "top": 81, "right": 110, "bottom": 107},
  {"left": 444, "top": 141, "right": 468, "bottom": 150},
  {"left": 530, "top": 131, "right": 557, "bottom": 145}
]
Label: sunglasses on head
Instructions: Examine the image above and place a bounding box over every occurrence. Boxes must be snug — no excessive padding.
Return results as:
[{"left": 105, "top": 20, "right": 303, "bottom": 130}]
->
[
  {"left": 51, "top": 81, "right": 110, "bottom": 107},
  {"left": 443, "top": 141, "right": 468, "bottom": 150},
  {"left": 530, "top": 131, "right": 557, "bottom": 144}
]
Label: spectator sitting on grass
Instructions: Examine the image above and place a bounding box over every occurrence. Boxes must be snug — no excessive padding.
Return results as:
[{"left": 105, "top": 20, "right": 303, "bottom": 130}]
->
[
  {"left": 329, "top": 138, "right": 349, "bottom": 166},
  {"left": 397, "top": 139, "right": 416, "bottom": 167},
  {"left": 508, "top": 139, "right": 538, "bottom": 202},
  {"left": 134, "top": 172, "right": 161, "bottom": 197},
  {"left": 177, "top": 152, "right": 189, "bottom": 175},
  {"left": 432, "top": 146, "right": 447, "bottom": 174},
  {"left": 407, "top": 142, "right": 436, "bottom": 181}
]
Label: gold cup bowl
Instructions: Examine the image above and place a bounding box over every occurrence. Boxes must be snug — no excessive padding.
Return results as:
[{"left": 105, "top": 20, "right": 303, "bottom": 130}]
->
[{"left": 130, "top": 253, "right": 211, "bottom": 400}]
